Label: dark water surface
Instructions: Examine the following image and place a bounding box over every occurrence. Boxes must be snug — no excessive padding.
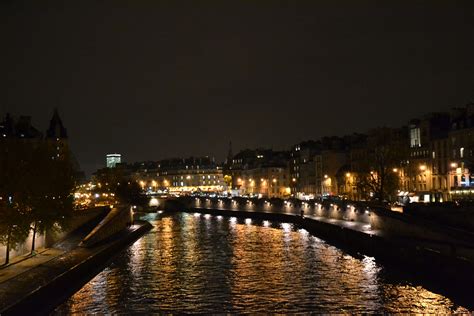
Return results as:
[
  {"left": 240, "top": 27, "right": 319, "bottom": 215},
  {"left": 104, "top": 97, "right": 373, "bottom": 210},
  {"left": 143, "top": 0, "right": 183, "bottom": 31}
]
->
[{"left": 55, "top": 212, "right": 469, "bottom": 313}]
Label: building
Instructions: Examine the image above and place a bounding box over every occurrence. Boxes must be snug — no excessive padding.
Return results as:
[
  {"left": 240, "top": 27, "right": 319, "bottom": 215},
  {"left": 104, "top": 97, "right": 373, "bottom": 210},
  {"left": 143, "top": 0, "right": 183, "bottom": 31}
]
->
[
  {"left": 106, "top": 154, "right": 122, "bottom": 168},
  {"left": 448, "top": 104, "right": 474, "bottom": 200},
  {"left": 0, "top": 113, "right": 43, "bottom": 140},
  {"left": 289, "top": 140, "right": 320, "bottom": 195},
  {"left": 230, "top": 149, "right": 291, "bottom": 198},
  {"left": 45, "top": 108, "right": 69, "bottom": 160},
  {"left": 134, "top": 156, "right": 225, "bottom": 194},
  {"left": 0, "top": 109, "right": 84, "bottom": 181},
  {"left": 406, "top": 113, "right": 450, "bottom": 202},
  {"left": 289, "top": 137, "right": 350, "bottom": 199}
]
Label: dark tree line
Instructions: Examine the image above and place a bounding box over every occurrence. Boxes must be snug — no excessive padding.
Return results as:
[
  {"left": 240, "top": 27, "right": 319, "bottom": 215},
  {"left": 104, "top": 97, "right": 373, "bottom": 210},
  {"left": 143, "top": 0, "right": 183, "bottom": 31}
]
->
[{"left": 0, "top": 141, "right": 75, "bottom": 265}]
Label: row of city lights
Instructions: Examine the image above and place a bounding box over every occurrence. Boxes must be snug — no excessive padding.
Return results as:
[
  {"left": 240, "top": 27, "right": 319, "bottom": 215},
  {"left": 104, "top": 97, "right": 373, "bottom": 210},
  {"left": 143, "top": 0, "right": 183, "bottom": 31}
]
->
[{"left": 194, "top": 197, "right": 371, "bottom": 214}]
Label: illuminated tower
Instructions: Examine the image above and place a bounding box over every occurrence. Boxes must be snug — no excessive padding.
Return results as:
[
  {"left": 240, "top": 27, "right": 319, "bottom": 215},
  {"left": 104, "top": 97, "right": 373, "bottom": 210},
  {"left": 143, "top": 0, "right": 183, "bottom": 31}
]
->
[{"left": 106, "top": 153, "right": 121, "bottom": 168}]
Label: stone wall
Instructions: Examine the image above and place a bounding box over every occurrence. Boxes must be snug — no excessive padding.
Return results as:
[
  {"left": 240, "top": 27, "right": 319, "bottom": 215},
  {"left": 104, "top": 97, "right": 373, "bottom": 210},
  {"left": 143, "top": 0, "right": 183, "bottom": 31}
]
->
[
  {"left": 168, "top": 196, "right": 474, "bottom": 261},
  {"left": 404, "top": 202, "right": 474, "bottom": 231},
  {"left": 80, "top": 206, "right": 133, "bottom": 247},
  {"left": 0, "top": 206, "right": 108, "bottom": 262}
]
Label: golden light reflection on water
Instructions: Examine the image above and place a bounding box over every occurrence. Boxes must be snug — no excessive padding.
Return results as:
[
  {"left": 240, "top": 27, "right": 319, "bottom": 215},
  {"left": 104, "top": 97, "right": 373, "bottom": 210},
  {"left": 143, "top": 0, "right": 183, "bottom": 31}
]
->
[{"left": 56, "top": 213, "right": 469, "bottom": 314}]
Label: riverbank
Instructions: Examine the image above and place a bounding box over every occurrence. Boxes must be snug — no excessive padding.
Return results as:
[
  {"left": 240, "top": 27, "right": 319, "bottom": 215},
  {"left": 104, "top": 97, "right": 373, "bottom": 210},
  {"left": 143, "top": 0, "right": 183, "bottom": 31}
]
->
[
  {"left": 180, "top": 207, "right": 474, "bottom": 310},
  {"left": 0, "top": 220, "right": 152, "bottom": 315}
]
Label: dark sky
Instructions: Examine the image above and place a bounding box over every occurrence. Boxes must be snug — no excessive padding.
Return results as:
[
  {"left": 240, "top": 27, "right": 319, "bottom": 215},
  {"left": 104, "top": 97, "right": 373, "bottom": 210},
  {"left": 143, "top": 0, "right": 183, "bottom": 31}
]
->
[{"left": 2, "top": 1, "right": 474, "bottom": 176}]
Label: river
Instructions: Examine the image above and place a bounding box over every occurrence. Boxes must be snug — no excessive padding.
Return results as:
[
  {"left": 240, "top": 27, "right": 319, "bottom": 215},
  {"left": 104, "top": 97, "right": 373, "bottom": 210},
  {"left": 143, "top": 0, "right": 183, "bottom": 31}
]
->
[{"left": 55, "top": 212, "right": 468, "bottom": 313}]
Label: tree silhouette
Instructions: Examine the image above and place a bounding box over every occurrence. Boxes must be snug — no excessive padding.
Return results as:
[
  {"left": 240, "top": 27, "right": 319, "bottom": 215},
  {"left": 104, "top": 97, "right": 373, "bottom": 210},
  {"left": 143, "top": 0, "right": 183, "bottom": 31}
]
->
[
  {"left": 355, "top": 128, "right": 407, "bottom": 203},
  {"left": 0, "top": 140, "right": 75, "bottom": 261},
  {"left": 26, "top": 144, "right": 74, "bottom": 254}
]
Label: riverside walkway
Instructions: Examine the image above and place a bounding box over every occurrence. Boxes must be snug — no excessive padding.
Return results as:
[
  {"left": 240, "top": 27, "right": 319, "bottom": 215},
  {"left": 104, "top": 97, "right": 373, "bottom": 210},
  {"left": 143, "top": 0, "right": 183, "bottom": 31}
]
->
[
  {"left": 0, "top": 223, "right": 89, "bottom": 284},
  {"left": 0, "top": 221, "right": 152, "bottom": 315},
  {"left": 195, "top": 202, "right": 383, "bottom": 237}
]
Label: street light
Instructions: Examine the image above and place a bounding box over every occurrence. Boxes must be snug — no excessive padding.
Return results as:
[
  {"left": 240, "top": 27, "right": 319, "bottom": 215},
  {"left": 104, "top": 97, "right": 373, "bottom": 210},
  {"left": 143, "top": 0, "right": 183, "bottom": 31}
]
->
[{"left": 419, "top": 165, "right": 427, "bottom": 171}]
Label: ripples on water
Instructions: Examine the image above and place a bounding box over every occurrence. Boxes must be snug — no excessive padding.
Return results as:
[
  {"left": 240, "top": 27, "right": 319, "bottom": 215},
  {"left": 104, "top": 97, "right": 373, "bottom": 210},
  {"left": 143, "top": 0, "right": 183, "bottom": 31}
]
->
[{"left": 55, "top": 212, "right": 468, "bottom": 314}]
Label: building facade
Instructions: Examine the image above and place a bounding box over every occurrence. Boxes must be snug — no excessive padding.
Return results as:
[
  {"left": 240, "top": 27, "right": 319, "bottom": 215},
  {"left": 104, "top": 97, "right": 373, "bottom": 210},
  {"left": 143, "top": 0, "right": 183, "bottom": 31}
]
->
[
  {"left": 230, "top": 149, "right": 291, "bottom": 198},
  {"left": 135, "top": 156, "right": 225, "bottom": 194}
]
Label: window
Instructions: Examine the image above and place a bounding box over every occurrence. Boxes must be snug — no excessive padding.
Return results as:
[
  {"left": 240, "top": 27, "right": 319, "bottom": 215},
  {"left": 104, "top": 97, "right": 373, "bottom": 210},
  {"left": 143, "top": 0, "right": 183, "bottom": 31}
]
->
[{"left": 460, "top": 147, "right": 464, "bottom": 158}]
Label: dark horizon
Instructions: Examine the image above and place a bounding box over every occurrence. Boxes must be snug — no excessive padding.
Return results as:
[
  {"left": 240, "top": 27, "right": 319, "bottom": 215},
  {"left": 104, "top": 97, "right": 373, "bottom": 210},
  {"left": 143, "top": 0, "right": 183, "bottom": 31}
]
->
[{"left": 2, "top": 1, "right": 474, "bottom": 176}]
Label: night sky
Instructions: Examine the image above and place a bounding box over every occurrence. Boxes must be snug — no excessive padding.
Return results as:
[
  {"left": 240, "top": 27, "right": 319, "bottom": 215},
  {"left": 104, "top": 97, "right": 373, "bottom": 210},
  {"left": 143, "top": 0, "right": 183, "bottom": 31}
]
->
[{"left": 2, "top": 1, "right": 473, "bottom": 176}]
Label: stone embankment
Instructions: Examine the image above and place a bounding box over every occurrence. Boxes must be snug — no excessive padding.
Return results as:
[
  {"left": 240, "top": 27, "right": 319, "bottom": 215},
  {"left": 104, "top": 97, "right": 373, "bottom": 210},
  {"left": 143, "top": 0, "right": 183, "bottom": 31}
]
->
[
  {"left": 0, "top": 206, "right": 109, "bottom": 263},
  {"left": 164, "top": 197, "right": 474, "bottom": 287},
  {"left": 0, "top": 206, "right": 152, "bottom": 315}
]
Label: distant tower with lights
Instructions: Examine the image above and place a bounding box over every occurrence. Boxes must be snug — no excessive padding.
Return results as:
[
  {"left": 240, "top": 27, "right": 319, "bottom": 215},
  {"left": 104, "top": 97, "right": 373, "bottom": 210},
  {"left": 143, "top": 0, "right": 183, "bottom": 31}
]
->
[{"left": 106, "top": 153, "right": 121, "bottom": 168}]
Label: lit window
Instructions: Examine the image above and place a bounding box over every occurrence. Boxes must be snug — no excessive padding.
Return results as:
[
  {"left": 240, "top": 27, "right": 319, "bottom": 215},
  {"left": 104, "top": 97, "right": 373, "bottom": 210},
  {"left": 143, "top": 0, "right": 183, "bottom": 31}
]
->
[{"left": 460, "top": 147, "right": 464, "bottom": 158}]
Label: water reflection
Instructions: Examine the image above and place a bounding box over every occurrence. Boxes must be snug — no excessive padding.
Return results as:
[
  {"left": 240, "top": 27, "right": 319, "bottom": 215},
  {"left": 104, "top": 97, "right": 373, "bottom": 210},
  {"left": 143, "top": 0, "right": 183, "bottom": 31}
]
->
[{"left": 55, "top": 213, "right": 468, "bottom": 314}]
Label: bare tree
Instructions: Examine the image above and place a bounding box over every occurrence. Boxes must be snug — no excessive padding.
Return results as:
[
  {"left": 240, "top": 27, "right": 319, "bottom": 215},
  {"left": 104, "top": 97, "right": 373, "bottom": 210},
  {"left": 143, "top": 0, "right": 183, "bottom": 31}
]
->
[{"left": 356, "top": 128, "right": 407, "bottom": 202}]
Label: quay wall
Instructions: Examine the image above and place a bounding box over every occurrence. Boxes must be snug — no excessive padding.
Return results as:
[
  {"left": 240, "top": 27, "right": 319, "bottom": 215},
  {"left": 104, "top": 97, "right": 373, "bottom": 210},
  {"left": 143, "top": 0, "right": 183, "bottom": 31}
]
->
[
  {"left": 0, "top": 206, "right": 109, "bottom": 262},
  {"left": 163, "top": 197, "right": 474, "bottom": 261},
  {"left": 183, "top": 207, "right": 474, "bottom": 282},
  {"left": 80, "top": 206, "right": 133, "bottom": 247},
  {"left": 0, "top": 220, "right": 152, "bottom": 315}
]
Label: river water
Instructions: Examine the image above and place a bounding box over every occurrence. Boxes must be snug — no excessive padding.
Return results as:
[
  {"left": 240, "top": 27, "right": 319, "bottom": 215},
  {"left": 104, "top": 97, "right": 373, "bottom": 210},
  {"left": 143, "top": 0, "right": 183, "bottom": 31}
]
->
[{"left": 55, "top": 212, "right": 468, "bottom": 313}]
